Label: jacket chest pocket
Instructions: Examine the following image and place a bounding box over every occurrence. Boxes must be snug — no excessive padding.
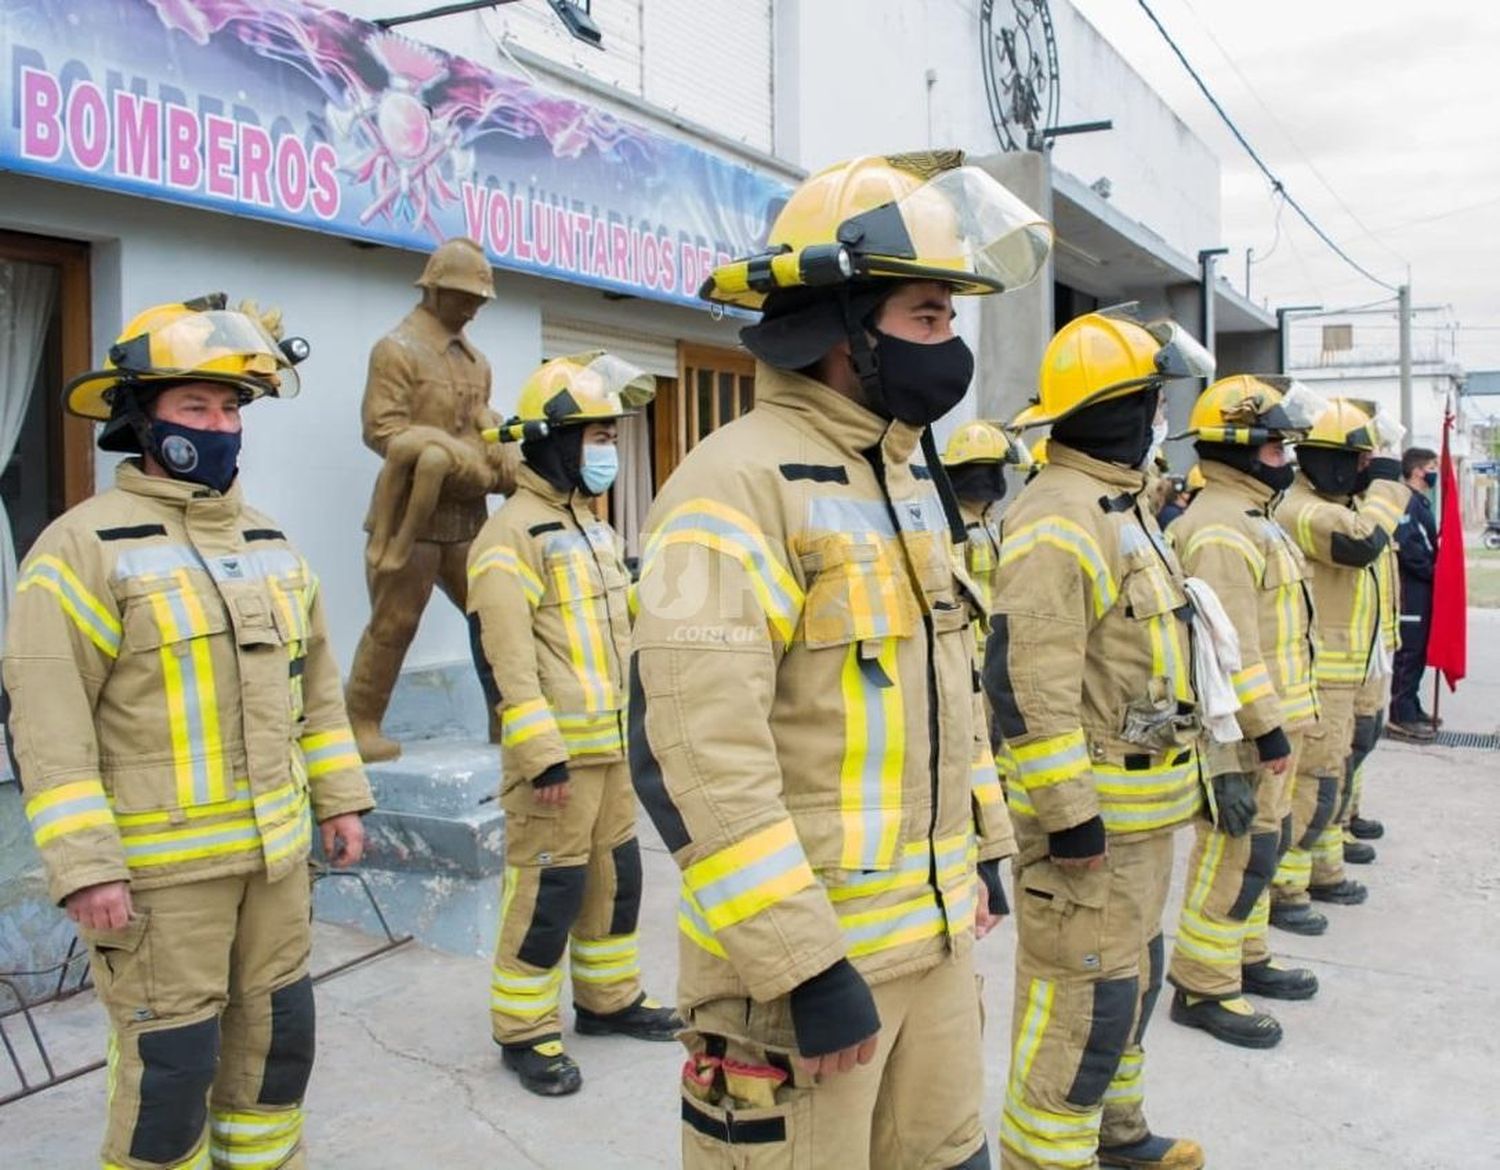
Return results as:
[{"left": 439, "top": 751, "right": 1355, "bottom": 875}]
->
[
  {"left": 1121, "top": 560, "right": 1186, "bottom": 622},
  {"left": 1261, "top": 540, "right": 1307, "bottom": 591},
  {"left": 122, "top": 578, "right": 231, "bottom": 653},
  {"left": 1119, "top": 557, "right": 1194, "bottom": 711},
  {"left": 798, "top": 536, "right": 915, "bottom": 649}
]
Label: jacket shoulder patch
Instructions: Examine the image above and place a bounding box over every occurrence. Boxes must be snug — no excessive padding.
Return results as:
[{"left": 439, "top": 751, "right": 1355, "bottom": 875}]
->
[
  {"left": 242, "top": 528, "right": 286, "bottom": 542},
  {"left": 97, "top": 524, "right": 168, "bottom": 542}
]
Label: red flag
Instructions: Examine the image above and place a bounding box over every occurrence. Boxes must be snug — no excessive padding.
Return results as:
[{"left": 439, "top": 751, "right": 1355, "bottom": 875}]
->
[{"left": 1426, "top": 399, "right": 1467, "bottom": 689}]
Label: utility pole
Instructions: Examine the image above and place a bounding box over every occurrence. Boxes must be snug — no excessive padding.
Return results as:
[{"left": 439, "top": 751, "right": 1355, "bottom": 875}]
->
[{"left": 1398, "top": 282, "right": 1413, "bottom": 438}]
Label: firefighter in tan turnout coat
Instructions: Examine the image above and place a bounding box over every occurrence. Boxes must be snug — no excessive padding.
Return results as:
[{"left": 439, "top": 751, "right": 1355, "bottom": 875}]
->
[
  {"left": 467, "top": 353, "right": 680, "bottom": 1097},
  {"left": 988, "top": 310, "right": 1216, "bottom": 1170},
  {"left": 3, "top": 297, "right": 372, "bottom": 1170},
  {"left": 630, "top": 152, "right": 1051, "bottom": 1169}
]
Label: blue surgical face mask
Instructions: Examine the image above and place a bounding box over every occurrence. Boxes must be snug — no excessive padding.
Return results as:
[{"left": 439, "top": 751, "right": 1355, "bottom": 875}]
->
[
  {"left": 1423, "top": 469, "right": 1438, "bottom": 491},
  {"left": 579, "top": 442, "right": 618, "bottom": 495},
  {"left": 150, "top": 420, "right": 241, "bottom": 493}
]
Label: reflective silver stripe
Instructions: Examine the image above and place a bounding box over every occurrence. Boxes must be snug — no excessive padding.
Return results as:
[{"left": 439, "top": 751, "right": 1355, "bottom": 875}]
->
[
  {"left": 161, "top": 586, "right": 214, "bottom": 806},
  {"left": 113, "top": 544, "right": 205, "bottom": 581},
  {"left": 840, "top": 900, "right": 943, "bottom": 947},
  {"left": 691, "top": 841, "right": 807, "bottom": 913}
]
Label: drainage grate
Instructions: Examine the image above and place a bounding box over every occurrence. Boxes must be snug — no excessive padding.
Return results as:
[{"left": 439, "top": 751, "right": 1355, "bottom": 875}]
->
[{"left": 1431, "top": 730, "right": 1500, "bottom": 750}]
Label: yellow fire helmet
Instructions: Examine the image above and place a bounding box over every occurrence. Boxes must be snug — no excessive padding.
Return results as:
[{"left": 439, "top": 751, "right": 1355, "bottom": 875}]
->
[
  {"left": 416, "top": 236, "right": 495, "bottom": 299},
  {"left": 492, "top": 351, "right": 656, "bottom": 442},
  {"left": 1341, "top": 396, "right": 1406, "bottom": 453},
  {"left": 1179, "top": 374, "right": 1329, "bottom": 445},
  {"left": 701, "top": 151, "right": 1053, "bottom": 310},
  {"left": 942, "top": 420, "right": 1031, "bottom": 468},
  {"left": 1186, "top": 463, "right": 1207, "bottom": 492},
  {"left": 1012, "top": 308, "right": 1216, "bottom": 430},
  {"left": 65, "top": 294, "right": 301, "bottom": 427},
  {"left": 1299, "top": 398, "right": 1378, "bottom": 452}
]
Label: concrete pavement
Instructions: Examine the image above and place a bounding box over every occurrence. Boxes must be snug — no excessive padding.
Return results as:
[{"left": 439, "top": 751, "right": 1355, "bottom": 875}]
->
[{"left": 6, "top": 612, "right": 1499, "bottom": 1169}]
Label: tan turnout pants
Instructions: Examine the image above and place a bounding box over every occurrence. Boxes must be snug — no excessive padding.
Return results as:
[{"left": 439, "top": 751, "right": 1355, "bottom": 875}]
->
[
  {"left": 1001, "top": 832, "right": 1176, "bottom": 1170},
  {"left": 82, "top": 867, "right": 313, "bottom": 1170},
  {"left": 1273, "top": 690, "right": 1355, "bottom": 904},
  {"left": 1168, "top": 734, "right": 1300, "bottom": 997},
  {"left": 490, "top": 759, "right": 645, "bottom": 1045},
  {"left": 679, "top": 950, "right": 989, "bottom": 1170}
]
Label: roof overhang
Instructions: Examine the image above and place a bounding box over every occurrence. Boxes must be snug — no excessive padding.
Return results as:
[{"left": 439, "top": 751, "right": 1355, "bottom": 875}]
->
[{"left": 1050, "top": 168, "right": 1276, "bottom": 335}]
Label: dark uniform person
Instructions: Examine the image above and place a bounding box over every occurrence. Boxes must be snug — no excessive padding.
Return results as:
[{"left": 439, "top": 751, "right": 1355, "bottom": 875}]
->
[
  {"left": 4, "top": 296, "right": 373, "bottom": 1169},
  {"left": 1388, "top": 446, "right": 1440, "bottom": 740}
]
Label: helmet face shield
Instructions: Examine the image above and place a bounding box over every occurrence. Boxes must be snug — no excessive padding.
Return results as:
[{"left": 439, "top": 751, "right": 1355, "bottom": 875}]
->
[
  {"left": 515, "top": 350, "right": 657, "bottom": 430},
  {"left": 1143, "top": 321, "right": 1216, "bottom": 381},
  {"left": 574, "top": 352, "right": 657, "bottom": 413},
  {"left": 1260, "top": 379, "right": 1328, "bottom": 437},
  {"left": 855, "top": 166, "right": 1053, "bottom": 294},
  {"left": 113, "top": 309, "right": 300, "bottom": 400}
]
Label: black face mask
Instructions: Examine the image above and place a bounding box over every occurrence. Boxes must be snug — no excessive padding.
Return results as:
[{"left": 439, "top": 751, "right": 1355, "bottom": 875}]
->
[
  {"left": 1422, "top": 469, "right": 1438, "bottom": 491},
  {"left": 1196, "top": 441, "right": 1295, "bottom": 494},
  {"left": 1298, "top": 446, "right": 1363, "bottom": 497},
  {"left": 150, "top": 420, "right": 241, "bottom": 493},
  {"left": 948, "top": 462, "right": 1008, "bottom": 506},
  {"left": 1352, "top": 467, "right": 1373, "bottom": 495},
  {"left": 521, "top": 427, "right": 585, "bottom": 495},
  {"left": 866, "top": 329, "right": 975, "bottom": 426},
  {"left": 1052, "top": 385, "right": 1162, "bottom": 468}
]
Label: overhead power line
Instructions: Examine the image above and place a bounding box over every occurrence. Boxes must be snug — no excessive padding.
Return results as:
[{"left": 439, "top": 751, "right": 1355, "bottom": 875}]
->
[{"left": 1134, "top": 0, "right": 1400, "bottom": 294}]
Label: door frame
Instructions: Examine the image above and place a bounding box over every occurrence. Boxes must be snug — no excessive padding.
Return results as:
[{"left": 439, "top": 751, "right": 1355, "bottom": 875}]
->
[{"left": 1, "top": 229, "right": 94, "bottom": 508}]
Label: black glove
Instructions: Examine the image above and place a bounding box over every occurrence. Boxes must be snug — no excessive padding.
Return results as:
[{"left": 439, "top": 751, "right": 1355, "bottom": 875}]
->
[
  {"left": 1048, "top": 815, "right": 1106, "bottom": 861},
  {"left": 977, "top": 858, "right": 1009, "bottom": 916},
  {"left": 788, "top": 958, "right": 880, "bottom": 1058},
  {"left": 531, "top": 761, "right": 570, "bottom": 789},
  {"left": 1254, "top": 727, "right": 1292, "bottom": 763},
  {"left": 1211, "top": 772, "right": 1257, "bottom": 837}
]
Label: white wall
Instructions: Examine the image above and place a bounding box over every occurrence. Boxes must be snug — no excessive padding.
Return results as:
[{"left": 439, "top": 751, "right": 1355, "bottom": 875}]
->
[
  {"left": 774, "top": 0, "right": 1220, "bottom": 259},
  {"left": 0, "top": 173, "right": 740, "bottom": 673}
]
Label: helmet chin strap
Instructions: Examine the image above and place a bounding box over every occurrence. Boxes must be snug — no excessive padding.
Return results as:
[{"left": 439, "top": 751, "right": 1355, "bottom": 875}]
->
[{"left": 119, "top": 384, "right": 161, "bottom": 461}]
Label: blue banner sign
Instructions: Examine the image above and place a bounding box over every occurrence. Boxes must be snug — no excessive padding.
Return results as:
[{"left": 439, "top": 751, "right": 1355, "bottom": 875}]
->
[{"left": 1, "top": 0, "right": 789, "bottom": 308}]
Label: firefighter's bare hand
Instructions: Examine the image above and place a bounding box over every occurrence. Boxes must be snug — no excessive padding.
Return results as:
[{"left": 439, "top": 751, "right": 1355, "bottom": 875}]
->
[
  {"left": 66, "top": 881, "right": 133, "bottom": 930},
  {"left": 975, "top": 900, "right": 1004, "bottom": 939},
  {"left": 535, "top": 780, "right": 571, "bottom": 808},
  {"left": 795, "top": 1034, "right": 878, "bottom": 1079},
  {"left": 1265, "top": 753, "right": 1293, "bottom": 776},
  {"left": 1052, "top": 852, "right": 1106, "bottom": 870},
  {"left": 320, "top": 813, "right": 365, "bottom": 868}
]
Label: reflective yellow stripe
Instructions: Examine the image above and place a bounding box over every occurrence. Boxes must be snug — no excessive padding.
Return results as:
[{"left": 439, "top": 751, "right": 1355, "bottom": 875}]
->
[
  {"left": 501, "top": 698, "right": 560, "bottom": 747},
  {"left": 106, "top": 1137, "right": 211, "bottom": 1170},
  {"left": 838, "top": 893, "right": 945, "bottom": 958},
  {"left": 644, "top": 500, "right": 805, "bottom": 646},
  {"left": 469, "top": 545, "right": 545, "bottom": 605},
  {"left": 17, "top": 554, "right": 122, "bottom": 656},
  {"left": 1182, "top": 526, "right": 1266, "bottom": 578},
  {"left": 1361, "top": 494, "right": 1403, "bottom": 527},
  {"left": 210, "top": 1107, "right": 303, "bottom": 1170},
  {"left": 1000, "top": 518, "right": 1118, "bottom": 617},
  {"left": 1002, "top": 975, "right": 1103, "bottom": 1167},
  {"left": 149, "top": 570, "right": 227, "bottom": 807},
  {"left": 1010, "top": 729, "right": 1089, "bottom": 790},
  {"left": 25, "top": 779, "right": 115, "bottom": 846},
  {"left": 298, "top": 727, "right": 361, "bottom": 779},
  {"left": 678, "top": 887, "right": 729, "bottom": 958},
  {"left": 1231, "top": 662, "right": 1277, "bottom": 707},
  {"left": 551, "top": 551, "right": 616, "bottom": 711},
  {"left": 553, "top": 711, "right": 624, "bottom": 755},
  {"left": 972, "top": 751, "right": 1006, "bottom": 810},
  {"left": 682, "top": 820, "right": 815, "bottom": 932},
  {"left": 490, "top": 965, "right": 564, "bottom": 1018},
  {"left": 119, "top": 816, "right": 263, "bottom": 869},
  {"left": 1089, "top": 752, "right": 1202, "bottom": 833},
  {"left": 259, "top": 797, "right": 312, "bottom": 869},
  {"left": 838, "top": 639, "right": 903, "bottom": 870},
  {"left": 569, "top": 933, "right": 641, "bottom": 985},
  {"left": 1104, "top": 1048, "right": 1144, "bottom": 1106}
]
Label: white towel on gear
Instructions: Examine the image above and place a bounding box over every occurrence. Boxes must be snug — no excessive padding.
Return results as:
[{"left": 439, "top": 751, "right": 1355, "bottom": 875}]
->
[{"left": 1182, "top": 576, "right": 1243, "bottom": 745}]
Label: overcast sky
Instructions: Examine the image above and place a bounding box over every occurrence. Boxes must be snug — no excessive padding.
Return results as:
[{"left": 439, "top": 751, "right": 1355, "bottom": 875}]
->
[{"left": 1068, "top": 0, "right": 1500, "bottom": 372}]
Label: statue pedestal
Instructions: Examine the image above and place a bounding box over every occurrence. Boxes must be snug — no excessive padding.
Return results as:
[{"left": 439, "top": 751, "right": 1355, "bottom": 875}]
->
[{"left": 313, "top": 740, "right": 507, "bottom": 959}]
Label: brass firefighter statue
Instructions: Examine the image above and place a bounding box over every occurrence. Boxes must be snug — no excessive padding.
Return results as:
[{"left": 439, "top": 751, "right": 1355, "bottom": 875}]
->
[{"left": 346, "top": 237, "right": 518, "bottom": 762}]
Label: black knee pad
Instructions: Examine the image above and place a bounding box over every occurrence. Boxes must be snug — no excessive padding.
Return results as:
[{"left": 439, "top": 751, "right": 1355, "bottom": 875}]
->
[
  {"left": 948, "top": 1142, "right": 993, "bottom": 1170},
  {"left": 259, "top": 975, "right": 315, "bottom": 1106},
  {"left": 609, "top": 838, "right": 643, "bottom": 936},
  {"left": 1229, "top": 832, "right": 1280, "bottom": 921},
  {"left": 518, "top": 864, "right": 586, "bottom": 969},
  {"left": 131, "top": 1016, "right": 219, "bottom": 1164},
  {"left": 1278, "top": 813, "right": 1294, "bottom": 859},
  {"left": 1066, "top": 975, "right": 1138, "bottom": 1107},
  {"left": 1351, "top": 713, "right": 1381, "bottom": 759},
  {"left": 1300, "top": 775, "right": 1339, "bottom": 848}
]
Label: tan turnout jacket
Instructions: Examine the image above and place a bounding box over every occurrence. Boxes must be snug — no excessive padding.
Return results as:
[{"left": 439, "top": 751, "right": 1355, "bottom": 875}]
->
[
  {"left": 4, "top": 462, "right": 372, "bottom": 904},
  {"left": 630, "top": 365, "right": 1014, "bottom": 1010}
]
